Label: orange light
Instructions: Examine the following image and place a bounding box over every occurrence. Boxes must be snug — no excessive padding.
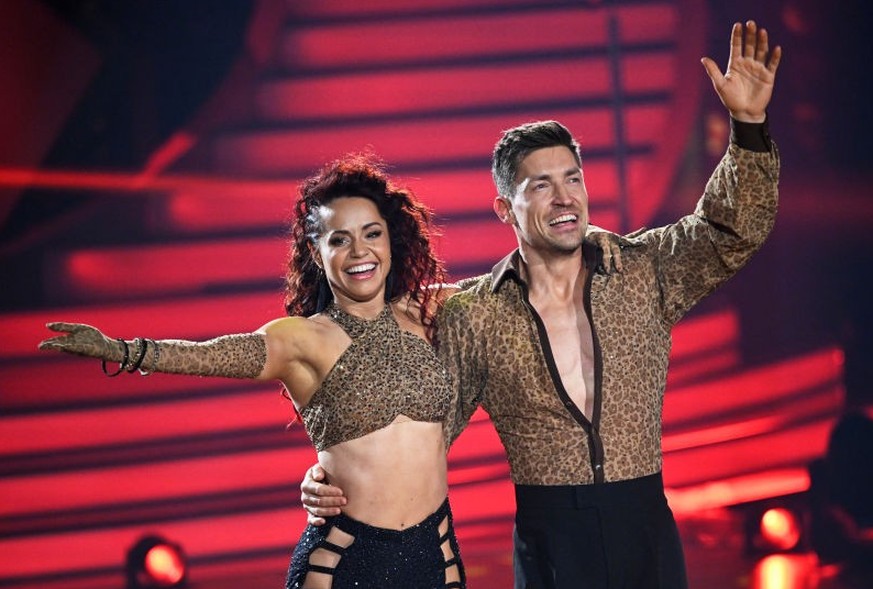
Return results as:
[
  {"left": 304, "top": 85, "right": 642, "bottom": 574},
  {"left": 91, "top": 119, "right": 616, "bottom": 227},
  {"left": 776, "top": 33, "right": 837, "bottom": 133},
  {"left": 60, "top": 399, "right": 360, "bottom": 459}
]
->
[
  {"left": 752, "top": 553, "right": 819, "bottom": 589},
  {"left": 759, "top": 507, "right": 802, "bottom": 551},
  {"left": 126, "top": 534, "right": 187, "bottom": 588},
  {"left": 144, "top": 544, "right": 186, "bottom": 586}
]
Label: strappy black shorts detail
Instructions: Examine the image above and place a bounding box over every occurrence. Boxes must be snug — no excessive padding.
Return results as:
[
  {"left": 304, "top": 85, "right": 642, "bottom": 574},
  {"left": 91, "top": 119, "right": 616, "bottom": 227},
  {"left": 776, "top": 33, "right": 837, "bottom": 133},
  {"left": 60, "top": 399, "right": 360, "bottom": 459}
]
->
[{"left": 286, "top": 498, "right": 465, "bottom": 589}]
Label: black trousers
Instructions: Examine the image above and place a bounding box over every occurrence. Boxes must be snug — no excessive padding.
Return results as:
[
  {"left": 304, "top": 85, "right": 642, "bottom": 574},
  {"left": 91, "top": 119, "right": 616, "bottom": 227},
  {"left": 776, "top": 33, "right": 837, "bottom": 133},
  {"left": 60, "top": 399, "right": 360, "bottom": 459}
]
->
[{"left": 513, "top": 472, "right": 688, "bottom": 589}]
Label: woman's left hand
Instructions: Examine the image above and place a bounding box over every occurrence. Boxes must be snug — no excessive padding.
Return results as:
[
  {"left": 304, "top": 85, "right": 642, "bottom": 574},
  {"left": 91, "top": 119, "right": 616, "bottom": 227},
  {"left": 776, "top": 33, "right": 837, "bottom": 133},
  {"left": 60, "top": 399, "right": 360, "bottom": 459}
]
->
[{"left": 38, "top": 322, "right": 123, "bottom": 361}]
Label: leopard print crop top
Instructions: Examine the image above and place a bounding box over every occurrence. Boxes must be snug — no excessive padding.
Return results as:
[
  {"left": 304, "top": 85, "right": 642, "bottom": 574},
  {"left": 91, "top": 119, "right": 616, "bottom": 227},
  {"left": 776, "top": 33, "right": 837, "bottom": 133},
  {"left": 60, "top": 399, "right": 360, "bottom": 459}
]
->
[{"left": 300, "top": 303, "right": 453, "bottom": 452}]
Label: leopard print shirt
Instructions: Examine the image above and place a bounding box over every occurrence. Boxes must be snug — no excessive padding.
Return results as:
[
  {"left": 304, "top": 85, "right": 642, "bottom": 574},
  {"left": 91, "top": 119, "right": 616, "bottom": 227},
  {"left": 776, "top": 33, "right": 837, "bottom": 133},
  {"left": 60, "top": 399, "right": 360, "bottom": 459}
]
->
[
  {"left": 440, "top": 137, "right": 780, "bottom": 485},
  {"left": 301, "top": 303, "right": 453, "bottom": 452}
]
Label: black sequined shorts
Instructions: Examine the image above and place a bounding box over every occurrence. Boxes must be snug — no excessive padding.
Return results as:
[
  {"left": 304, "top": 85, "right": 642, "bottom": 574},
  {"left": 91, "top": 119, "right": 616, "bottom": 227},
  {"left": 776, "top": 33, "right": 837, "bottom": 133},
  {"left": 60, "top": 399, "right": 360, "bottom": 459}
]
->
[{"left": 286, "top": 497, "right": 465, "bottom": 588}]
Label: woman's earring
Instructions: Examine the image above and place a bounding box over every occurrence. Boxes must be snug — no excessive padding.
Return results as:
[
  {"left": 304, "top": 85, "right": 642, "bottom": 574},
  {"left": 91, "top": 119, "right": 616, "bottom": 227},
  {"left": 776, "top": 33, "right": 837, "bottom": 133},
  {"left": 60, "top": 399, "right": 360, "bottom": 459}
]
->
[
  {"left": 315, "top": 272, "right": 331, "bottom": 312},
  {"left": 384, "top": 268, "right": 395, "bottom": 303}
]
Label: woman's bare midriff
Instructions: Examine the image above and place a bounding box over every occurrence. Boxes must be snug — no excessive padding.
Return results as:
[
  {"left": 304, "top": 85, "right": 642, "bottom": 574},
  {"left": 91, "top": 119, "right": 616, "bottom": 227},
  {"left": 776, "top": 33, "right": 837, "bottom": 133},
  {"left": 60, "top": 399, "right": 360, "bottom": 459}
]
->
[{"left": 317, "top": 416, "right": 448, "bottom": 530}]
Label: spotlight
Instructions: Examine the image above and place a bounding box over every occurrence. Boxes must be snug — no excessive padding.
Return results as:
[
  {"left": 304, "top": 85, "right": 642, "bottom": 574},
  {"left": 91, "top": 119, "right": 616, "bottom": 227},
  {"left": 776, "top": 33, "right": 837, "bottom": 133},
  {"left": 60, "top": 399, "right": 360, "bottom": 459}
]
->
[
  {"left": 759, "top": 507, "right": 802, "bottom": 552},
  {"left": 125, "top": 534, "right": 188, "bottom": 589},
  {"left": 744, "top": 502, "right": 806, "bottom": 555},
  {"left": 751, "top": 553, "right": 819, "bottom": 589}
]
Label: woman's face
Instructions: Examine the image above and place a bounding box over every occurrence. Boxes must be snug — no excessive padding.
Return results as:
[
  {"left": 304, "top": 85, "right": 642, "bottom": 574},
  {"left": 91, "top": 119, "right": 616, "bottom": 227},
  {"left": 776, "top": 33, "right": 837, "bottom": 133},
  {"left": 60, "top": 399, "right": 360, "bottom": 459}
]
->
[{"left": 314, "top": 196, "right": 392, "bottom": 308}]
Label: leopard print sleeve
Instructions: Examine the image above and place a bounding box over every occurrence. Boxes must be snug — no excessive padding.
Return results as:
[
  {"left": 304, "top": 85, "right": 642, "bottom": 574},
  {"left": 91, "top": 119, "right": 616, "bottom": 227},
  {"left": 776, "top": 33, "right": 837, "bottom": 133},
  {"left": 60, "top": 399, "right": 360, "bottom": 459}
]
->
[
  {"left": 138, "top": 333, "right": 268, "bottom": 379},
  {"left": 437, "top": 288, "right": 487, "bottom": 447},
  {"left": 649, "top": 141, "right": 780, "bottom": 325}
]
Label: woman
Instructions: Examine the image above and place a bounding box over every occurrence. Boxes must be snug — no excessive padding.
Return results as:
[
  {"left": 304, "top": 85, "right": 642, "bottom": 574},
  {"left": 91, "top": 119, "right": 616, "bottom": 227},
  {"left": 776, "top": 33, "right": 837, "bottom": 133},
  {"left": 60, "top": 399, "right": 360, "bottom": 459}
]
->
[{"left": 39, "top": 154, "right": 466, "bottom": 589}]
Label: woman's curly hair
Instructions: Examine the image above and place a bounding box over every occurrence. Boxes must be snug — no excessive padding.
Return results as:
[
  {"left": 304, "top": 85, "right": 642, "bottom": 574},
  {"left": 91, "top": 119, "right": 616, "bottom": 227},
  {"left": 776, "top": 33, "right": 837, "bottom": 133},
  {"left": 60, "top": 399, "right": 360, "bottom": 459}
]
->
[{"left": 285, "top": 153, "right": 446, "bottom": 337}]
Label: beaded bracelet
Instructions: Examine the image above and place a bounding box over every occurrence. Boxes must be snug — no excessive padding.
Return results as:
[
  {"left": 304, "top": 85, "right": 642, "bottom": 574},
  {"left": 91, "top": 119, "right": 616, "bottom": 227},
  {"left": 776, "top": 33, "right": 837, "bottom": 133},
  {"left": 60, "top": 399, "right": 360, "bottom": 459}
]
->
[
  {"left": 127, "top": 337, "right": 148, "bottom": 373},
  {"left": 139, "top": 339, "right": 160, "bottom": 376},
  {"left": 102, "top": 338, "right": 129, "bottom": 377}
]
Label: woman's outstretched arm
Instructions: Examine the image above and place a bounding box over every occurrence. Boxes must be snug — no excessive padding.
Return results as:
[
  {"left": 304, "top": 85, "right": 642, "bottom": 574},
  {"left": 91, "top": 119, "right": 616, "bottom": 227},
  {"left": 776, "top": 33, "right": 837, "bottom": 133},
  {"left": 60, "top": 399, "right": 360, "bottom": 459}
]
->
[{"left": 39, "top": 322, "right": 268, "bottom": 379}]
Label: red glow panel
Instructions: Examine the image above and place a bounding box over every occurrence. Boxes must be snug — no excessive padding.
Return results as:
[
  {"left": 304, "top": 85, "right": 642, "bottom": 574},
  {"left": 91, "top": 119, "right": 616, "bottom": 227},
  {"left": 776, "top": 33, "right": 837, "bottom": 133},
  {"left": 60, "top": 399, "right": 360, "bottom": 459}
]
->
[
  {"left": 446, "top": 409, "right": 502, "bottom": 461},
  {"left": 0, "top": 166, "right": 301, "bottom": 215},
  {"left": 0, "top": 1, "right": 101, "bottom": 167},
  {"left": 665, "top": 350, "right": 741, "bottom": 388},
  {"left": 2, "top": 447, "right": 306, "bottom": 516},
  {"left": 284, "top": 10, "right": 613, "bottom": 69},
  {"left": 625, "top": 152, "right": 673, "bottom": 229},
  {"left": 624, "top": 105, "right": 671, "bottom": 144},
  {"left": 616, "top": 4, "right": 678, "bottom": 44},
  {"left": 670, "top": 309, "right": 739, "bottom": 359},
  {"left": 62, "top": 219, "right": 641, "bottom": 298},
  {"left": 580, "top": 159, "right": 621, "bottom": 204},
  {"left": 751, "top": 554, "right": 820, "bottom": 589},
  {"left": 447, "top": 478, "right": 516, "bottom": 527},
  {"left": 283, "top": 5, "right": 676, "bottom": 69},
  {"left": 160, "top": 161, "right": 619, "bottom": 234},
  {"left": 621, "top": 53, "right": 676, "bottom": 94},
  {"left": 456, "top": 527, "right": 514, "bottom": 557},
  {"left": 662, "top": 417, "right": 837, "bottom": 488},
  {"left": 664, "top": 308, "right": 741, "bottom": 385},
  {"left": 664, "top": 348, "right": 844, "bottom": 424},
  {"left": 0, "top": 360, "right": 262, "bottom": 410},
  {"left": 664, "top": 385, "right": 844, "bottom": 451},
  {"left": 288, "top": 0, "right": 538, "bottom": 18},
  {"left": 0, "top": 388, "right": 290, "bottom": 457},
  {"left": 0, "top": 508, "right": 301, "bottom": 579},
  {"left": 404, "top": 159, "right": 621, "bottom": 214},
  {"left": 402, "top": 170, "right": 503, "bottom": 216},
  {"left": 62, "top": 237, "right": 288, "bottom": 297},
  {"left": 258, "top": 59, "right": 613, "bottom": 122},
  {"left": 214, "top": 108, "right": 618, "bottom": 176},
  {"left": 0, "top": 484, "right": 515, "bottom": 583},
  {"left": 161, "top": 188, "right": 294, "bottom": 232},
  {"left": 585, "top": 211, "right": 623, "bottom": 236},
  {"left": 447, "top": 462, "right": 510, "bottom": 487},
  {"left": 141, "top": 131, "right": 197, "bottom": 179},
  {"left": 3, "top": 292, "right": 281, "bottom": 359},
  {"left": 435, "top": 222, "right": 518, "bottom": 269},
  {"left": 666, "top": 468, "right": 811, "bottom": 514}
]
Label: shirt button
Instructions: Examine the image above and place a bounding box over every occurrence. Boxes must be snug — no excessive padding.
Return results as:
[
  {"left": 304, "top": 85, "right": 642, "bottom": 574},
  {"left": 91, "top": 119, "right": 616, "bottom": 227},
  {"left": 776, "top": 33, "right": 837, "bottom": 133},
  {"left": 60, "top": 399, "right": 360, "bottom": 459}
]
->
[{"left": 595, "top": 464, "right": 602, "bottom": 470}]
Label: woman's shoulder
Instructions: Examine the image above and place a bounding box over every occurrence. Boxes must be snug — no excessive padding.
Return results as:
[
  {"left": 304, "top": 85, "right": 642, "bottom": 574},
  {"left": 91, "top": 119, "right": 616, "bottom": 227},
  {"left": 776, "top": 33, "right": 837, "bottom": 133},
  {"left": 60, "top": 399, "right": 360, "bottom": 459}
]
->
[
  {"left": 259, "top": 314, "right": 344, "bottom": 352},
  {"left": 259, "top": 314, "right": 324, "bottom": 334}
]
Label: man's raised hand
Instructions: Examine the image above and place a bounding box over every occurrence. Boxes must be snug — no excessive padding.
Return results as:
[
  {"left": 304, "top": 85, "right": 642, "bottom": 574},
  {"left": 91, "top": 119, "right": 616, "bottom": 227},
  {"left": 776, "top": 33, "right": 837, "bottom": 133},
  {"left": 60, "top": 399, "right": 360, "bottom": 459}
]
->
[{"left": 701, "top": 21, "right": 782, "bottom": 123}]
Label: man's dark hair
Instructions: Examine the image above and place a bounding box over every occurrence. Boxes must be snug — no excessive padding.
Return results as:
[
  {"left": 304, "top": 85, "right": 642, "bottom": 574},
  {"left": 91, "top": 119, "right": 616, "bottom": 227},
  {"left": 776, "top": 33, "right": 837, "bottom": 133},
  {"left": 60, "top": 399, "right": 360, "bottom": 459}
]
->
[{"left": 491, "top": 120, "right": 581, "bottom": 198}]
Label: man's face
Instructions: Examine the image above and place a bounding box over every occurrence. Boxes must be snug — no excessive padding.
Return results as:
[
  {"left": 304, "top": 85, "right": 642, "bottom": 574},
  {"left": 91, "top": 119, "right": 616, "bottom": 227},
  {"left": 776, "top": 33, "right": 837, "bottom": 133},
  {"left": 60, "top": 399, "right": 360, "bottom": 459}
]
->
[{"left": 494, "top": 146, "right": 589, "bottom": 255}]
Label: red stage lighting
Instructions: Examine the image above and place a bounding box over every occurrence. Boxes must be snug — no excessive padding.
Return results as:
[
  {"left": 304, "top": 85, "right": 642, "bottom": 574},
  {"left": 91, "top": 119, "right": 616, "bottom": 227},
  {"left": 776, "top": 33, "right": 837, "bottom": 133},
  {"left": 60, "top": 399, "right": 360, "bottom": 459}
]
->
[
  {"left": 759, "top": 507, "right": 803, "bottom": 552},
  {"left": 751, "top": 553, "right": 820, "bottom": 589},
  {"left": 126, "top": 535, "right": 188, "bottom": 589}
]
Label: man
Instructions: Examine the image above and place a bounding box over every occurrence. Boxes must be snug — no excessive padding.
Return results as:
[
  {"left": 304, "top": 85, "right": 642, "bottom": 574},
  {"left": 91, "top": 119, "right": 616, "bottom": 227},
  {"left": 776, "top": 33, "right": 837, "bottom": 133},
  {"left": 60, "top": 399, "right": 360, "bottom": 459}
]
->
[{"left": 303, "top": 20, "right": 781, "bottom": 588}]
